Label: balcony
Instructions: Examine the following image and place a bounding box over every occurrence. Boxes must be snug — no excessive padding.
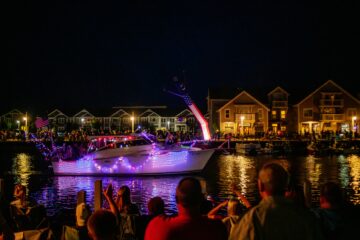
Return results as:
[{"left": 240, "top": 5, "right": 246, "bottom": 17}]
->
[
  {"left": 320, "top": 114, "right": 345, "bottom": 121},
  {"left": 272, "top": 101, "right": 288, "bottom": 108},
  {"left": 236, "top": 113, "right": 255, "bottom": 121},
  {"left": 319, "top": 99, "right": 344, "bottom": 107}
]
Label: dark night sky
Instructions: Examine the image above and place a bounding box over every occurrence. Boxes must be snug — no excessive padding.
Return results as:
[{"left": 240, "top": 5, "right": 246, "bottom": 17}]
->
[{"left": 3, "top": 1, "right": 359, "bottom": 113}]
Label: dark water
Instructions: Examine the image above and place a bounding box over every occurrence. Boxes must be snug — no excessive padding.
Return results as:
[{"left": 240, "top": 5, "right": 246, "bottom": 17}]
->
[{"left": 1, "top": 147, "right": 360, "bottom": 217}]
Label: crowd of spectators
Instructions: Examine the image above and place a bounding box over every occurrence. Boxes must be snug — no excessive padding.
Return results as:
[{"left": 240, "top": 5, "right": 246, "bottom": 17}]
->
[{"left": 1, "top": 162, "right": 359, "bottom": 240}]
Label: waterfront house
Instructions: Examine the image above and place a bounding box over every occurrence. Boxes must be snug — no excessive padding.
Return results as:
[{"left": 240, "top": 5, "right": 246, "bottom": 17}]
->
[
  {"left": 294, "top": 80, "right": 360, "bottom": 135},
  {"left": 47, "top": 109, "right": 69, "bottom": 132},
  {"left": 72, "top": 109, "right": 96, "bottom": 131},
  {"left": 267, "top": 87, "right": 289, "bottom": 134},
  {"left": 207, "top": 87, "right": 240, "bottom": 133},
  {"left": 0, "top": 109, "right": 25, "bottom": 130},
  {"left": 217, "top": 90, "right": 270, "bottom": 136}
]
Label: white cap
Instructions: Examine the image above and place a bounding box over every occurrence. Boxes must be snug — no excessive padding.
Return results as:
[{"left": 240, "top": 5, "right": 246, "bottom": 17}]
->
[{"left": 76, "top": 203, "right": 91, "bottom": 227}]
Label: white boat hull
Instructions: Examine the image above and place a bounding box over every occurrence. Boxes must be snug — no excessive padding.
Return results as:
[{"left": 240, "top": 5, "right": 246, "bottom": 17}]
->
[{"left": 51, "top": 146, "right": 215, "bottom": 176}]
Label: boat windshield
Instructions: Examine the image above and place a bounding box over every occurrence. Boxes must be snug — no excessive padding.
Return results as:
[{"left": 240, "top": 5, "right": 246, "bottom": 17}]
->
[{"left": 88, "top": 136, "right": 151, "bottom": 153}]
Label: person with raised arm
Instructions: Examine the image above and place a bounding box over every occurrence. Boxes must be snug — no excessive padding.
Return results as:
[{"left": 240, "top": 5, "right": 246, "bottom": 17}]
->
[{"left": 145, "top": 177, "right": 227, "bottom": 240}]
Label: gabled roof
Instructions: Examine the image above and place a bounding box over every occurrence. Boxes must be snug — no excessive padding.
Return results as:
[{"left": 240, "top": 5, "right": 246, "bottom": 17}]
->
[
  {"left": 1, "top": 109, "right": 24, "bottom": 117},
  {"left": 294, "top": 80, "right": 360, "bottom": 106},
  {"left": 73, "top": 109, "right": 95, "bottom": 118},
  {"left": 148, "top": 112, "right": 161, "bottom": 117},
  {"left": 267, "top": 86, "right": 289, "bottom": 96},
  {"left": 48, "top": 109, "right": 68, "bottom": 118},
  {"left": 110, "top": 109, "right": 130, "bottom": 117},
  {"left": 139, "top": 109, "right": 160, "bottom": 117},
  {"left": 176, "top": 109, "right": 193, "bottom": 117},
  {"left": 217, "top": 90, "right": 270, "bottom": 112}
]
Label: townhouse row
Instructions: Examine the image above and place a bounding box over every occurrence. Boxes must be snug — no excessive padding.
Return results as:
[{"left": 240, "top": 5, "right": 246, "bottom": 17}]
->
[
  {"left": 207, "top": 80, "right": 360, "bottom": 136},
  {"left": 0, "top": 106, "right": 197, "bottom": 133},
  {"left": 1, "top": 80, "right": 359, "bottom": 136}
]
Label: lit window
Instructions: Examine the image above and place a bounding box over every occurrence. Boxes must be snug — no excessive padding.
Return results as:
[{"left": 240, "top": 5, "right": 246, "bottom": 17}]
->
[
  {"left": 225, "top": 109, "right": 230, "bottom": 119},
  {"left": 271, "top": 111, "right": 277, "bottom": 119},
  {"left": 280, "top": 110, "right": 286, "bottom": 119}
]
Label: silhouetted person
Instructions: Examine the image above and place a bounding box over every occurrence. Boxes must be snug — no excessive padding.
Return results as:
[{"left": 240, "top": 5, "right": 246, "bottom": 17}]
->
[
  {"left": 312, "top": 182, "right": 356, "bottom": 240},
  {"left": 145, "top": 177, "right": 227, "bottom": 240},
  {"left": 147, "top": 196, "right": 165, "bottom": 216},
  {"left": 229, "top": 163, "right": 323, "bottom": 240},
  {"left": 116, "top": 186, "right": 139, "bottom": 215},
  {"left": 136, "top": 196, "right": 165, "bottom": 240},
  {"left": 87, "top": 209, "right": 117, "bottom": 240}
]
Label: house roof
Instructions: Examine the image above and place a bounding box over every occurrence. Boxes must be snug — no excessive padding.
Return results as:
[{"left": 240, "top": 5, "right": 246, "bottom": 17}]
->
[
  {"left": 267, "top": 86, "right": 289, "bottom": 96},
  {"left": 217, "top": 90, "right": 270, "bottom": 112},
  {"left": 176, "top": 109, "right": 193, "bottom": 117},
  {"left": 139, "top": 109, "right": 160, "bottom": 117},
  {"left": 48, "top": 109, "right": 69, "bottom": 118},
  {"left": 294, "top": 80, "right": 360, "bottom": 106},
  {"left": 208, "top": 85, "right": 273, "bottom": 105},
  {"left": 0, "top": 109, "right": 24, "bottom": 117}
]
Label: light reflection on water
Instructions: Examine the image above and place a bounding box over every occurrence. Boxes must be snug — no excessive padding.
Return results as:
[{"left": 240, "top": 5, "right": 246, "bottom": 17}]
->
[
  {"left": 11, "top": 153, "right": 33, "bottom": 188},
  {"left": 7, "top": 153, "right": 360, "bottom": 216},
  {"left": 30, "top": 176, "right": 182, "bottom": 216}
]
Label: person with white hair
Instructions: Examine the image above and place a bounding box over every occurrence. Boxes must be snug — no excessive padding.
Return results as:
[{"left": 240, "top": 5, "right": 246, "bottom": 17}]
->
[{"left": 229, "top": 163, "right": 323, "bottom": 240}]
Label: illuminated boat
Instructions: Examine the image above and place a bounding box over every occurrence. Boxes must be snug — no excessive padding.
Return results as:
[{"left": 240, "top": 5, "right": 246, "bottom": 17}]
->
[{"left": 51, "top": 135, "right": 215, "bottom": 176}]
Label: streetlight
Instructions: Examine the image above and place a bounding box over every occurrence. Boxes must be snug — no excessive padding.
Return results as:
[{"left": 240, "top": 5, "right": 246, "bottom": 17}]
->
[
  {"left": 23, "top": 112, "right": 28, "bottom": 140},
  {"left": 167, "top": 121, "right": 170, "bottom": 130},
  {"left": 16, "top": 120, "right": 20, "bottom": 130},
  {"left": 240, "top": 116, "right": 245, "bottom": 136},
  {"left": 81, "top": 118, "right": 85, "bottom": 130},
  {"left": 353, "top": 116, "right": 357, "bottom": 138},
  {"left": 130, "top": 116, "right": 134, "bottom": 133}
]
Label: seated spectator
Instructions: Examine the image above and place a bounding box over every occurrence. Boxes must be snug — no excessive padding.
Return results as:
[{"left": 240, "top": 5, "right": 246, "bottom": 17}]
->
[
  {"left": 229, "top": 163, "right": 323, "bottom": 240},
  {"left": 87, "top": 210, "right": 117, "bottom": 240},
  {"left": 145, "top": 177, "right": 227, "bottom": 240}
]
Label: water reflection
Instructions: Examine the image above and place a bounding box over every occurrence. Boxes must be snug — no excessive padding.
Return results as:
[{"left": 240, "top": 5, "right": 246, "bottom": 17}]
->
[
  {"left": 30, "top": 175, "right": 184, "bottom": 216},
  {"left": 348, "top": 155, "right": 360, "bottom": 204},
  {"left": 304, "top": 155, "right": 322, "bottom": 200},
  {"left": 11, "top": 153, "right": 33, "bottom": 188},
  {"left": 6, "top": 153, "right": 360, "bottom": 217}
]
